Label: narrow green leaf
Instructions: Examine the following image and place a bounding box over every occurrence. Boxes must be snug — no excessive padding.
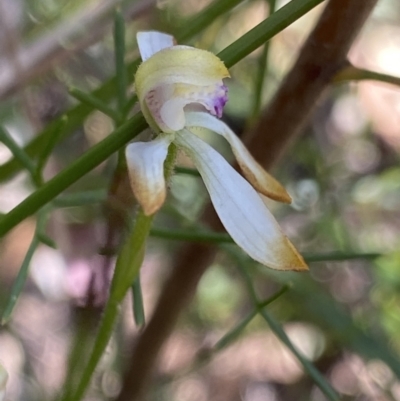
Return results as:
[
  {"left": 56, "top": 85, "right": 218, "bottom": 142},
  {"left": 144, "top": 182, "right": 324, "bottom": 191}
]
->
[
  {"left": 230, "top": 249, "right": 340, "bottom": 401},
  {"left": 304, "top": 251, "right": 381, "bottom": 263},
  {"left": 0, "top": 0, "right": 326, "bottom": 237},
  {"left": 122, "top": 94, "right": 138, "bottom": 120},
  {"left": 259, "top": 309, "right": 340, "bottom": 401},
  {"left": 257, "top": 285, "right": 289, "bottom": 309},
  {"left": 37, "top": 232, "right": 57, "bottom": 249},
  {"left": 132, "top": 274, "right": 145, "bottom": 327},
  {"left": 176, "top": 0, "right": 244, "bottom": 42},
  {"left": 36, "top": 116, "right": 67, "bottom": 176},
  {"left": 219, "top": 0, "right": 324, "bottom": 68},
  {"left": 214, "top": 311, "right": 257, "bottom": 351},
  {"left": 69, "top": 88, "right": 121, "bottom": 122},
  {"left": 0, "top": 0, "right": 248, "bottom": 183},
  {"left": 0, "top": 113, "right": 147, "bottom": 238},
  {"left": 114, "top": 8, "right": 128, "bottom": 112},
  {"left": 1, "top": 236, "right": 39, "bottom": 325},
  {"left": 53, "top": 189, "right": 107, "bottom": 208},
  {"left": 150, "top": 227, "right": 233, "bottom": 243},
  {"left": 60, "top": 310, "right": 100, "bottom": 401},
  {"left": 252, "top": 0, "right": 276, "bottom": 119},
  {"left": 334, "top": 64, "right": 400, "bottom": 88},
  {"left": 71, "top": 210, "right": 154, "bottom": 401},
  {"left": 0, "top": 126, "right": 38, "bottom": 184}
]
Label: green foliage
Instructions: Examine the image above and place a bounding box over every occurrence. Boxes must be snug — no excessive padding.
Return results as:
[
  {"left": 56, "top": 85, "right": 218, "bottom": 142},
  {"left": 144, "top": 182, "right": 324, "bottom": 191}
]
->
[{"left": 1, "top": 1, "right": 400, "bottom": 401}]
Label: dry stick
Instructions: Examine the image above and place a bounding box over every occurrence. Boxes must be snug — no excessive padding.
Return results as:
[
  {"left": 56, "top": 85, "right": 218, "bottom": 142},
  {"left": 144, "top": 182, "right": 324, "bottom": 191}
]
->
[{"left": 116, "top": 1, "right": 378, "bottom": 400}]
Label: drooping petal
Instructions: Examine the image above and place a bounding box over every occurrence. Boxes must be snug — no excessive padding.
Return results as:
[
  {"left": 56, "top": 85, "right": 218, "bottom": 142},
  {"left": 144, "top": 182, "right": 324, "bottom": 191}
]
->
[
  {"left": 174, "top": 129, "right": 308, "bottom": 271},
  {"left": 136, "top": 31, "right": 175, "bottom": 61},
  {"left": 185, "top": 112, "right": 291, "bottom": 203},
  {"left": 135, "top": 45, "right": 229, "bottom": 133},
  {"left": 125, "top": 133, "right": 174, "bottom": 216}
]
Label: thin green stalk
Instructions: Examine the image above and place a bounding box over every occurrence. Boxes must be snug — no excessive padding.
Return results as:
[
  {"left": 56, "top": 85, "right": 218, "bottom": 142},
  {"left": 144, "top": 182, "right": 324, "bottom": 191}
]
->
[
  {"left": 215, "top": 286, "right": 288, "bottom": 351},
  {"left": 334, "top": 64, "right": 400, "bottom": 88},
  {"left": 121, "top": 94, "right": 138, "bottom": 120},
  {"left": 0, "top": 113, "right": 147, "bottom": 238},
  {"left": 0, "top": 0, "right": 247, "bottom": 183},
  {"left": 231, "top": 251, "right": 340, "bottom": 401},
  {"left": 53, "top": 190, "right": 107, "bottom": 208},
  {"left": 132, "top": 274, "right": 145, "bottom": 327},
  {"left": 1, "top": 237, "right": 39, "bottom": 325},
  {"left": 304, "top": 251, "right": 381, "bottom": 263},
  {"left": 219, "top": 0, "right": 324, "bottom": 68},
  {"left": 61, "top": 310, "right": 99, "bottom": 401},
  {"left": 214, "top": 311, "right": 257, "bottom": 351},
  {"left": 0, "top": 0, "right": 325, "bottom": 239},
  {"left": 114, "top": 8, "right": 127, "bottom": 112},
  {"left": 70, "top": 144, "right": 177, "bottom": 401},
  {"left": 1, "top": 211, "right": 48, "bottom": 324},
  {"left": 69, "top": 88, "right": 121, "bottom": 122},
  {"left": 252, "top": 0, "right": 276, "bottom": 118},
  {"left": 0, "top": 126, "right": 38, "bottom": 185},
  {"left": 37, "top": 232, "right": 57, "bottom": 248},
  {"left": 259, "top": 309, "right": 340, "bottom": 401},
  {"left": 36, "top": 116, "right": 67, "bottom": 176},
  {"left": 150, "top": 227, "right": 233, "bottom": 243},
  {"left": 256, "top": 284, "right": 289, "bottom": 309},
  {"left": 176, "top": 0, "right": 244, "bottom": 43},
  {"left": 70, "top": 210, "right": 154, "bottom": 401}
]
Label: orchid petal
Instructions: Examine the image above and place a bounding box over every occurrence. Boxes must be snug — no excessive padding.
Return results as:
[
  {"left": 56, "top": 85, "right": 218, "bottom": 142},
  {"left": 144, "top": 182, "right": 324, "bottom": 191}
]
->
[
  {"left": 135, "top": 46, "right": 229, "bottom": 133},
  {"left": 185, "top": 112, "right": 291, "bottom": 203},
  {"left": 125, "top": 133, "right": 174, "bottom": 215},
  {"left": 136, "top": 31, "right": 175, "bottom": 61},
  {"left": 174, "top": 130, "right": 307, "bottom": 271}
]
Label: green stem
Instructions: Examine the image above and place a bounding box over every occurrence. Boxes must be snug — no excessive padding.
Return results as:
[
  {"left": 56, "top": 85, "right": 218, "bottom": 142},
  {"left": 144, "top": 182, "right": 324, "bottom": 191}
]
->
[
  {"left": 71, "top": 143, "right": 177, "bottom": 400},
  {"left": 0, "top": 0, "right": 247, "bottom": 183},
  {"left": 304, "top": 251, "right": 380, "bottom": 263},
  {"left": 0, "top": 113, "right": 147, "bottom": 238},
  {"left": 150, "top": 227, "right": 233, "bottom": 243},
  {"left": 0, "top": 0, "right": 325, "bottom": 239},
  {"left": 1, "top": 210, "right": 48, "bottom": 324},
  {"left": 71, "top": 211, "right": 154, "bottom": 401},
  {"left": 36, "top": 116, "right": 67, "bottom": 176},
  {"left": 334, "top": 64, "right": 400, "bottom": 88},
  {"left": 114, "top": 8, "right": 127, "bottom": 112},
  {"left": 252, "top": 0, "right": 276, "bottom": 118},
  {"left": 259, "top": 309, "right": 340, "bottom": 401},
  {"left": 69, "top": 87, "right": 121, "bottom": 122},
  {"left": 231, "top": 250, "right": 340, "bottom": 401},
  {"left": 218, "top": 0, "right": 324, "bottom": 68},
  {"left": 132, "top": 274, "right": 145, "bottom": 327},
  {"left": 0, "top": 126, "right": 39, "bottom": 185}
]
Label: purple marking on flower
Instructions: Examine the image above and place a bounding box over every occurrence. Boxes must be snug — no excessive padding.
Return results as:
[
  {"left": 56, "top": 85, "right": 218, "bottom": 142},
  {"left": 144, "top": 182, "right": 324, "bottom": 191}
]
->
[{"left": 213, "top": 84, "right": 228, "bottom": 118}]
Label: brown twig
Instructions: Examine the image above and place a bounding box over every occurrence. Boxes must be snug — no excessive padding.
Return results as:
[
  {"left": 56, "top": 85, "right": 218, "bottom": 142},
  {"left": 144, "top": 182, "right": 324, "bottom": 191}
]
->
[{"left": 116, "top": 1, "right": 378, "bottom": 400}]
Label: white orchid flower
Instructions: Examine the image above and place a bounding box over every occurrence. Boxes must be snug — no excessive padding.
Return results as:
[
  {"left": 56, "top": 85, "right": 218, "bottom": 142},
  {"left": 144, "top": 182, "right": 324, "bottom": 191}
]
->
[
  {"left": 126, "top": 31, "right": 307, "bottom": 271},
  {"left": 0, "top": 362, "right": 8, "bottom": 401}
]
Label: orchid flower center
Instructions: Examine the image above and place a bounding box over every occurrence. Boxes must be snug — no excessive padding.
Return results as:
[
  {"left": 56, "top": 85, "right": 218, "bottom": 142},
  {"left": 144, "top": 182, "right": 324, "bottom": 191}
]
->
[{"left": 145, "top": 82, "right": 228, "bottom": 133}]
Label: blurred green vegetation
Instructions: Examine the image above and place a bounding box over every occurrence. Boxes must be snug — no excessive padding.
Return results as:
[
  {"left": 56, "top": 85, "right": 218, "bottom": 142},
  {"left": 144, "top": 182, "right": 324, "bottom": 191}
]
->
[{"left": 1, "top": 0, "right": 400, "bottom": 400}]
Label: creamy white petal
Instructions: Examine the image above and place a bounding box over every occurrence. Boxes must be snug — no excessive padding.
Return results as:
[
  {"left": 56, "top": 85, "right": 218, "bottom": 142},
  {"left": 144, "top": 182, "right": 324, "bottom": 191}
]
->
[
  {"left": 125, "top": 133, "right": 174, "bottom": 215},
  {"left": 137, "top": 31, "right": 175, "bottom": 61},
  {"left": 174, "top": 130, "right": 307, "bottom": 271},
  {"left": 185, "top": 112, "right": 291, "bottom": 203}
]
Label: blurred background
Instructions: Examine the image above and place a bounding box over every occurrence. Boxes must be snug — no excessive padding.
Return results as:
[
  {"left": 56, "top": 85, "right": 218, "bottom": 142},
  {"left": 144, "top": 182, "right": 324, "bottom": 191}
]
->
[{"left": 1, "top": 0, "right": 400, "bottom": 400}]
